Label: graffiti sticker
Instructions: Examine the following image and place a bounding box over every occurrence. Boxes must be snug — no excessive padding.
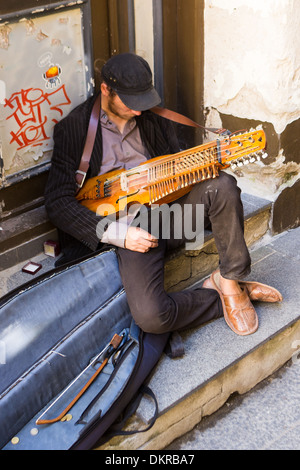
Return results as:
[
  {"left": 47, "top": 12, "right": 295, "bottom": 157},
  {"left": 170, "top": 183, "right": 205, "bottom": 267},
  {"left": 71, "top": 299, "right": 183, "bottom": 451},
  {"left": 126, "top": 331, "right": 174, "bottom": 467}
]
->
[{"left": 43, "top": 64, "right": 62, "bottom": 89}]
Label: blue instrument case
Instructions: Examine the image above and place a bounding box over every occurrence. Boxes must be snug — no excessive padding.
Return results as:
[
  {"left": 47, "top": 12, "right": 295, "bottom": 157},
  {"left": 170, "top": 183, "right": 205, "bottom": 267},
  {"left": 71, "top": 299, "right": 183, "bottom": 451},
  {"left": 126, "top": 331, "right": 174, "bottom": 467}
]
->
[{"left": 0, "top": 249, "right": 169, "bottom": 450}]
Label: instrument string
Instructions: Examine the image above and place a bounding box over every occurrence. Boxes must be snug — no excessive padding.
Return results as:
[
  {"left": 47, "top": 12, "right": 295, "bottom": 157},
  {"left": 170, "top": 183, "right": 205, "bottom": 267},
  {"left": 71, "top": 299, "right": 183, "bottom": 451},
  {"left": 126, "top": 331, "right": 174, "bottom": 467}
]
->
[{"left": 103, "top": 142, "right": 262, "bottom": 191}]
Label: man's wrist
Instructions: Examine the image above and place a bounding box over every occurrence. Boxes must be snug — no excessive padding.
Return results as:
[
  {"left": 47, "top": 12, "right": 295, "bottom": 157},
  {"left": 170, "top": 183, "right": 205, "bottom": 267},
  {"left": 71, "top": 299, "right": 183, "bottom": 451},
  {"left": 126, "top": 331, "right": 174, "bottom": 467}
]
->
[{"left": 100, "top": 221, "right": 128, "bottom": 248}]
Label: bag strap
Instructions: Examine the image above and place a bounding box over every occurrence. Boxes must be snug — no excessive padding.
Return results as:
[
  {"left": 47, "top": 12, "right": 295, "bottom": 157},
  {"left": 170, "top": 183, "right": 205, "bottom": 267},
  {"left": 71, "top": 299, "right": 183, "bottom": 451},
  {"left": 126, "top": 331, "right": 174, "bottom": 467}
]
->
[
  {"left": 75, "top": 94, "right": 230, "bottom": 191},
  {"left": 150, "top": 106, "right": 230, "bottom": 137},
  {"left": 164, "top": 331, "right": 185, "bottom": 358},
  {"left": 101, "top": 385, "right": 158, "bottom": 439}
]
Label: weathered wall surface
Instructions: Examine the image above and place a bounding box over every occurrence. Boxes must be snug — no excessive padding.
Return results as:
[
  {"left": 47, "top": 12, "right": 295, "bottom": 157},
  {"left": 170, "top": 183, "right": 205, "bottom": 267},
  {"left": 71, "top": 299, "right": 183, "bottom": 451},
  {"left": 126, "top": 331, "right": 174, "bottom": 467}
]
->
[{"left": 204, "top": 0, "right": 300, "bottom": 232}]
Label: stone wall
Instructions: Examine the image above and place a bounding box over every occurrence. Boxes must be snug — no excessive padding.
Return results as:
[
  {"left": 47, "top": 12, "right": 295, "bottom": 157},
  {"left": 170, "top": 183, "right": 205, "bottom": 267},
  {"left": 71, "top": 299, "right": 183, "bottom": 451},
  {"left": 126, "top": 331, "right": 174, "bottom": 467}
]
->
[{"left": 203, "top": 0, "right": 300, "bottom": 234}]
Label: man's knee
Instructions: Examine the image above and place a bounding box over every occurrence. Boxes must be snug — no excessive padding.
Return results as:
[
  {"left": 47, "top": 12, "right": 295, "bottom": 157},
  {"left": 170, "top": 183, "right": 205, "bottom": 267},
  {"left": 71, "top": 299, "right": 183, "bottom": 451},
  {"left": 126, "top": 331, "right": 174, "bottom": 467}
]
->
[
  {"left": 190, "top": 171, "right": 240, "bottom": 203},
  {"left": 206, "top": 171, "right": 239, "bottom": 194},
  {"left": 129, "top": 298, "right": 173, "bottom": 334},
  {"left": 205, "top": 172, "right": 242, "bottom": 208},
  {"left": 217, "top": 171, "right": 240, "bottom": 193}
]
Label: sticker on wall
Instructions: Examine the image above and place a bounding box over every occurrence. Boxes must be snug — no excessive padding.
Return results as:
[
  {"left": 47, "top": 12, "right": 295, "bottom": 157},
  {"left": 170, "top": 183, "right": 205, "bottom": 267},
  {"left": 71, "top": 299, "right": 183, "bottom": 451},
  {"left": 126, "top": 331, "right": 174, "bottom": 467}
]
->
[
  {"left": 43, "top": 64, "right": 62, "bottom": 89},
  {"left": 37, "top": 51, "right": 53, "bottom": 68}
]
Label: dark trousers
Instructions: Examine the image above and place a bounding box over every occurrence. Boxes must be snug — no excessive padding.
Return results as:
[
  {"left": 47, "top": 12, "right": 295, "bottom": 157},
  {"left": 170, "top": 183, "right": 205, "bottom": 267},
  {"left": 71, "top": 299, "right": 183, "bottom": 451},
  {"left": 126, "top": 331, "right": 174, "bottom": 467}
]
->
[{"left": 117, "top": 172, "right": 251, "bottom": 334}]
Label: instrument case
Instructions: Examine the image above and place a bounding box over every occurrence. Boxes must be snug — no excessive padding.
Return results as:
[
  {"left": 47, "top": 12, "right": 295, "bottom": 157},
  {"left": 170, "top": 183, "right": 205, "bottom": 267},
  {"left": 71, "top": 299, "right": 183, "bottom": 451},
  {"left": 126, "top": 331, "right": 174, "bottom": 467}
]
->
[{"left": 0, "top": 249, "right": 168, "bottom": 450}]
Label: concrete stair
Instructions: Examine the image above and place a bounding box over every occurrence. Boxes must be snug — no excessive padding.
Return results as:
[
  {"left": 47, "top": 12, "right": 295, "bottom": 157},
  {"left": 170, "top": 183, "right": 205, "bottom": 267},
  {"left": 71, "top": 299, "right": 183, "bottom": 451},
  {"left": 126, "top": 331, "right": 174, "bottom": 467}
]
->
[{"left": 1, "top": 192, "right": 298, "bottom": 451}]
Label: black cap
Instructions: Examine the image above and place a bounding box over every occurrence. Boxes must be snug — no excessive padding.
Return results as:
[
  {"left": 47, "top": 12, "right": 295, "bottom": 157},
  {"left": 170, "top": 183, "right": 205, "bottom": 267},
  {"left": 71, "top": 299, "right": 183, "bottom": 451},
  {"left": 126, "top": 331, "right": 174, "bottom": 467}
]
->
[{"left": 101, "top": 53, "right": 161, "bottom": 111}]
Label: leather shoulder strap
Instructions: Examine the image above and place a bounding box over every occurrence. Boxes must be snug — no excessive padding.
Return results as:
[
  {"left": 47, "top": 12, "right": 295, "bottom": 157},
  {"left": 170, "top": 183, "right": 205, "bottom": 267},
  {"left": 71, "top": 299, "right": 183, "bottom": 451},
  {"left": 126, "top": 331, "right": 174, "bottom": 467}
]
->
[
  {"left": 75, "top": 93, "right": 101, "bottom": 189},
  {"left": 150, "top": 106, "right": 230, "bottom": 136}
]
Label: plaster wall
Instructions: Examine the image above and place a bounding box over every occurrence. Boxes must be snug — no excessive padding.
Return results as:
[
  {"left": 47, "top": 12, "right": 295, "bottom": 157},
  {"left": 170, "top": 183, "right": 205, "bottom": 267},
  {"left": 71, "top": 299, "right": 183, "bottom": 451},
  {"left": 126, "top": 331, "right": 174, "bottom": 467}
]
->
[
  {"left": 204, "top": 0, "right": 300, "bottom": 205},
  {"left": 204, "top": 0, "right": 300, "bottom": 134},
  {"left": 134, "top": 0, "right": 154, "bottom": 72}
]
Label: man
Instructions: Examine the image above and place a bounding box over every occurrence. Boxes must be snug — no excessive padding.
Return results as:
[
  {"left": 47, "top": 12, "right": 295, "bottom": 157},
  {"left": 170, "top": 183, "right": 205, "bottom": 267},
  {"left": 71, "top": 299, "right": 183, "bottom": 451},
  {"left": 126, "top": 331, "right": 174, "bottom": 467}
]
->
[{"left": 45, "top": 53, "right": 282, "bottom": 337}]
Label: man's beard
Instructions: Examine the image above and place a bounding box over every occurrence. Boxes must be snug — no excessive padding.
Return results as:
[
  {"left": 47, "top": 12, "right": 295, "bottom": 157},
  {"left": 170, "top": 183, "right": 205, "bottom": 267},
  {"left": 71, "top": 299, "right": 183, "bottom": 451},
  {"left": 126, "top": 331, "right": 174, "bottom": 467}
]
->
[{"left": 107, "top": 96, "right": 135, "bottom": 121}]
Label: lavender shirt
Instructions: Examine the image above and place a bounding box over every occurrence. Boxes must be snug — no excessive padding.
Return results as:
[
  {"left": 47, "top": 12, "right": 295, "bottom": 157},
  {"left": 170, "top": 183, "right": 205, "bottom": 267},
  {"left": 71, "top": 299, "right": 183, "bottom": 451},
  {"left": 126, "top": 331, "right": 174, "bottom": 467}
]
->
[{"left": 99, "top": 110, "right": 150, "bottom": 247}]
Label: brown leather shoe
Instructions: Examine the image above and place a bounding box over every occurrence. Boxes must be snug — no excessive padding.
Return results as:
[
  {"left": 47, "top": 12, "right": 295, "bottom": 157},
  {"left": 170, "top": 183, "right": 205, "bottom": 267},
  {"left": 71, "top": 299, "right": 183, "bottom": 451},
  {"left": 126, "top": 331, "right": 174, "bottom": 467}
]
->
[
  {"left": 203, "top": 270, "right": 258, "bottom": 336},
  {"left": 239, "top": 281, "right": 282, "bottom": 303}
]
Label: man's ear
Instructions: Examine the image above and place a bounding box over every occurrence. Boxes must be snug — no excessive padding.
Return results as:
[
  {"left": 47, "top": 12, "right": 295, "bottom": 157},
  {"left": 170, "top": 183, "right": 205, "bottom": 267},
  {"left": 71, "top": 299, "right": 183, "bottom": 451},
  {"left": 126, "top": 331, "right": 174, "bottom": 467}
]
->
[{"left": 100, "top": 82, "right": 110, "bottom": 96}]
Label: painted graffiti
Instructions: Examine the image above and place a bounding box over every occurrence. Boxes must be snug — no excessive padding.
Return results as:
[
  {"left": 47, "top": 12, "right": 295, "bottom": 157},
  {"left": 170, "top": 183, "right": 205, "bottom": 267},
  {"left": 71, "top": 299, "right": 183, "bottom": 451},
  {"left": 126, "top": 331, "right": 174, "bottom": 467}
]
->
[{"left": 4, "top": 85, "right": 71, "bottom": 150}]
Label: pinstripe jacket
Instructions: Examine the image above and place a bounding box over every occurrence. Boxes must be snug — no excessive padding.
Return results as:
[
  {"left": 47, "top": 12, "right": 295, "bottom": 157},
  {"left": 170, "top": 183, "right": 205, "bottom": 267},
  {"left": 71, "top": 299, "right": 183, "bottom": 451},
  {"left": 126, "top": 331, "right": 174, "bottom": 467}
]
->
[{"left": 44, "top": 93, "right": 181, "bottom": 265}]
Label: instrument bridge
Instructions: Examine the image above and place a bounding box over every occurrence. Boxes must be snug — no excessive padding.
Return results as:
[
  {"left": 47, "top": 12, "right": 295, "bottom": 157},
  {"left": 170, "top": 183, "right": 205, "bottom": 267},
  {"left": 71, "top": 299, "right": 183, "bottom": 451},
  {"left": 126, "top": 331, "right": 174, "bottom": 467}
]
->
[{"left": 120, "top": 173, "right": 128, "bottom": 192}]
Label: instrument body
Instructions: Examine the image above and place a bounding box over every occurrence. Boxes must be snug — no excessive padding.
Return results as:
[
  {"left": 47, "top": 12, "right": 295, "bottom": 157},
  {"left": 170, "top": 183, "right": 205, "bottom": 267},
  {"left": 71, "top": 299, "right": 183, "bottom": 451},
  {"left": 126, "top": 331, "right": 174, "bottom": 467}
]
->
[{"left": 76, "top": 130, "right": 267, "bottom": 216}]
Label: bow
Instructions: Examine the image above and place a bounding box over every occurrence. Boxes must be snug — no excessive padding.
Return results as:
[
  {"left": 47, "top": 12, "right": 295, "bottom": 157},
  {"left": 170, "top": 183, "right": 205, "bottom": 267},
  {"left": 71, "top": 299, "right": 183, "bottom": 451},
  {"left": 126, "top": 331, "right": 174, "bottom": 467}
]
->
[{"left": 36, "top": 333, "right": 123, "bottom": 425}]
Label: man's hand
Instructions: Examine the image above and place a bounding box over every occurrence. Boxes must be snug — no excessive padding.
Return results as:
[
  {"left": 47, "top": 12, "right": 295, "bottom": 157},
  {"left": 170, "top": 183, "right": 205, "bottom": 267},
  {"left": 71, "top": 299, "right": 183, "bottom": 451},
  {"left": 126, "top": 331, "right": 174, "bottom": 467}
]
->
[{"left": 124, "top": 227, "right": 158, "bottom": 253}]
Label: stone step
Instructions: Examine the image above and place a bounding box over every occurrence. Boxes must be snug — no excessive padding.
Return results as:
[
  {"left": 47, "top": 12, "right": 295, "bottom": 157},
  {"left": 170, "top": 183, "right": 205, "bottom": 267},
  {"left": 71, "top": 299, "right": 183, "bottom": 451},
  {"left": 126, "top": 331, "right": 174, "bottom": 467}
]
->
[
  {"left": 0, "top": 205, "right": 57, "bottom": 271},
  {"left": 97, "top": 227, "right": 299, "bottom": 450}
]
